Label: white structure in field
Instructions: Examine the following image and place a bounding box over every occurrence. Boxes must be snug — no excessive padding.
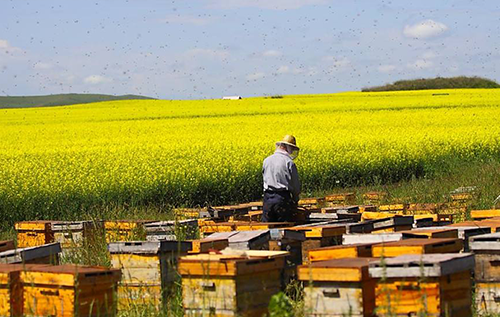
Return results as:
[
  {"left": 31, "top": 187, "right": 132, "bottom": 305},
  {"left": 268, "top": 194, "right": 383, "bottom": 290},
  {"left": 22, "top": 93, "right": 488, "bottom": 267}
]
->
[{"left": 222, "top": 96, "right": 242, "bottom": 100}]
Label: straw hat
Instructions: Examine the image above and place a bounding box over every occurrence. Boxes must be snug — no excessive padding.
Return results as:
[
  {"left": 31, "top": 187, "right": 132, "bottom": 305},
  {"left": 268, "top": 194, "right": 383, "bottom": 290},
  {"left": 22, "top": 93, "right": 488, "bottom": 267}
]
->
[{"left": 276, "top": 135, "right": 299, "bottom": 150}]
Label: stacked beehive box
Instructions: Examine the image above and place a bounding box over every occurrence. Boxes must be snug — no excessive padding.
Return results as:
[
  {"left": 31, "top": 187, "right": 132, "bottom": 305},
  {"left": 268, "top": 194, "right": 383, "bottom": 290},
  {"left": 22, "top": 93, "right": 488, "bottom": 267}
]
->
[
  {"left": 298, "top": 258, "right": 376, "bottom": 317},
  {"left": 52, "top": 220, "right": 98, "bottom": 249},
  {"left": 470, "top": 233, "right": 500, "bottom": 313},
  {"left": 288, "top": 224, "right": 345, "bottom": 263},
  {"left": 369, "top": 253, "right": 474, "bottom": 317},
  {"left": 308, "top": 244, "right": 373, "bottom": 263},
  {"left": 104, "top": 220, "right": 154, "bottom": 243},
  {"left": 363, "top": 191, "right": 387, "bottom": 205},
  {"left": 371, "top": 238, "right": 463, "bottom": 257},
  {"left": 15, "top": 221, "right": 54, "bottom": 248},
  {"left": 325, "top": 192, "right": 356, "bottom": 207},
  {"left": 109, "top": 240, "right": 191, "bottom": 309},
  {"left": 21, "top": 264, "right": 121, "bottom": 317},
  {"left": 179, "top": 250, "right": 288, "bottom": 316},
  {"left": 145, "top": 219, "right": 198, "bottom": 241}
]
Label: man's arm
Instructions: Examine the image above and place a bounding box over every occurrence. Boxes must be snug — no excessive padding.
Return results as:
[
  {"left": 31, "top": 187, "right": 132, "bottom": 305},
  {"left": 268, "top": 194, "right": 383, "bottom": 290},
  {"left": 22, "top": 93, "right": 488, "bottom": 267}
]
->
[{"left": 289, "top": 161, "right": 301, "bottom": 203}]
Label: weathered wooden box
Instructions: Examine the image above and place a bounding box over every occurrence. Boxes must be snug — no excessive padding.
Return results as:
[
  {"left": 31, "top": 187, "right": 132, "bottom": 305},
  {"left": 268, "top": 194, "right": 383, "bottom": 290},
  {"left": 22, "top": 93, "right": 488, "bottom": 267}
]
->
[
  {"left": 450, "top": 220, "right": 500, "bottom": 233},
  {"left": 209, "top": 230, "right": 270, "bottom": 250},
  {"left": 325, "top": 192, "right": 356, "bottom": 206},
  {"left": 109, "top": 240, "right": 191, "bottom": 309},
  {"left": 0, "top": 264, "right": 49, "bottom": 317},
  {"left": 179, "top": 251, "right": 288, "bottom": 317},
  {"left": 308, "top": 244, "right": 373, "bottom": 263},
  {"left": 298, "top": 258, "right": 376, "bottom": 317},
  {"left": 145, "top": 219, "right": 198, "bottom": 241},
  {"left": 21, "top": 264, "right": 121, "bottom": 317},
  {"left": 298, "top": 197, "right": 326, "bottom": 208},
  {"left": 401, "top": 228, "right": 458, "bottom": 239},
  {"left": 15, "top": 221, "right": 54, "bottom": 248},
  {"left": 0, "top": 240, "right": 15, "bottom": 253},
  {"left": 189, "top": 238, "right": 229, "bottom": 254},
  {"left": 362, "top": 191, "right": 387, "bottom": 204},
  {"left": 104, "top": 220, "right": 154, "bottom": 243},
  {"left": 371, "top": 238, "right": 462, "bottom": 257},
  {"left": 269, "top": 229, "right": 305, "bottom": 269},
  {"left": 0, "top": 243, "right": 61, "bottom": 264},
  {"left": 203, "top": 205, "right": 250, "bottom": 220},
  {"left": 369, "top": 253, "right": 474, "bottom": 317},
  {"left": 437, "top": 225, "right": 490, "bottom": 251},
  {"left": 51, "top": 221, "right": 97, "bottom": 248},
  {"left": 289, "top": 225, "right": 345, "bottom": 263},
  {"left": 371, "top": 216, "right": 414, "bottom": 233}
]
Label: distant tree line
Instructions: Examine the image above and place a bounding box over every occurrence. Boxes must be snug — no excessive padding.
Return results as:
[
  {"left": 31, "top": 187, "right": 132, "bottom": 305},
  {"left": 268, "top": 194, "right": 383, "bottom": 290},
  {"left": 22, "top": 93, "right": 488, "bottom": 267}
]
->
[{"left": 362, "top": 76, "right": 500, "bottom": 92}]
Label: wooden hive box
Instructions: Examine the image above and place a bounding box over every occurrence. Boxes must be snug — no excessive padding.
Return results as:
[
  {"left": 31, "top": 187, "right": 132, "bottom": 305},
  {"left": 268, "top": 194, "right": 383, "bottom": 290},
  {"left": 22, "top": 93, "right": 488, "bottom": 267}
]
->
[
  {"left": 104, "top": 220, "right": 154, "bottom": 243},
  {"left": 15, "top": 221, "right": 55, "bottom": 248},
  {"left": 0, "top": 240, "right": 15, "bottom": 253},
  {"left": 179, "top": 250, "right": 288, "bottom": 317},
  {"left": 371, "top": 238, "right": 463, "bottom": 258},
  {"left": 347, "top": 221, "right": 374, "bottom": 234},
  {"left": 204, "top": 205, "right": 250, "bottom": 220},
  {"left": 361, "top": 211, "right": 404, "bottom": 221},
  {"left": 308, "top": 244, "right": 373, "bottom": 263},
  {"left": 288, "top": 225, "right": 345, "bottom": 263},
  {"left": 362, "top": 191, "right": 387, "bottom": 204},
  {"left": 407, "top": 203, "right": 442, "bottom": 214},
  {"left": 200, "top": 221, "right": 239, "bottom": 236},
  {"left": 371, "top": 216, "right": 414, "bottom": 233},
  {"left": 413, "top": 217, "right": 434, "bottom": 228},
  {"left": 437, "top": 225, "right": 490, "bottom": 251},
  {"left": 51, "top": 221, "right": 98, "bottom": 249},
  {"left": 359, "top": 205, "right": 377, "bottom": 213},
  {"left": 234, "top": 222, "right": 291, "bottom": 231},
  {"left": 450, "top": 220, "right": 500, "bottom": 233},
  {"left": 108, "top": 240, "right": 192, "bottom": 309},
  {"left": 21, "top": 264, "right": 121, "bottom": 317},
  {"left": 471, "top": 209, "right": 500, "bottom": 221},
  {"left": 298, "top": 197, "right": 326, "bottom": 208},
  {"left": 269, "top": 229, "right": 305, "bottom": 268},
  {"left": 145, "top": 219, "right": 198, "bottom": 242},
  {"left": 325, "top": 192, "right": 356, "bottom": 206},
  {"left": 189, "top": 238, "right": 229, "bottom": 254},
  {"left": 173, "top": 207, "right": 205, "bottom": 219},
  {"left": 0, "top": 243, "right": 61, "bottom": 265},
  {"left": 298, "top": 257, "right": 376, "bottom": 317},
  {"left": 401, "top": 228, "right": 459, "bottom": 239},
  {"left": 369, "top": 253, "right": 474, "bottom": 317},
  {"left": 379, "top": 204, "right": 408, "bottom": 212},
  {"left": 343, "top": 232, "right": 408, "bottom": 245},
  {"left": 208, "top": 230, "right": 270, "bottom": 250},
  {"left": 0, "top": 264, "right": 49, "bottom": 317}
]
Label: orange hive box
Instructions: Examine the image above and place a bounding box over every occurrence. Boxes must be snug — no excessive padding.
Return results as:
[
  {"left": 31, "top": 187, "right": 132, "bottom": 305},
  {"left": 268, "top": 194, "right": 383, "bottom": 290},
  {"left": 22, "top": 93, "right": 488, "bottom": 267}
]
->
[
  {"left": 15, "top": 221, "right": 55, "bottom": 248},
  {"left": 369, "top": 253, "right": 474, "bottom": 317},
  {"left": 471, "top": 209, "right": 500, "bottom": 220},
  {"left": 308, "top": 244, "right": 373, "bottom": 263},
  {"left": 371, "top": 238, "right": 463, "bottom": 257},
  {"left": 179, "top": 250, "right": 288, "bottom": 317},
  {"left": 21, "top": 265, "right": 121, "bottom": 317},
  {"left": 298, "top": 258, "right": 376, "bottom": 317},
  {"left": 401, "top": 228, "right": 459, "bottom": 239}
]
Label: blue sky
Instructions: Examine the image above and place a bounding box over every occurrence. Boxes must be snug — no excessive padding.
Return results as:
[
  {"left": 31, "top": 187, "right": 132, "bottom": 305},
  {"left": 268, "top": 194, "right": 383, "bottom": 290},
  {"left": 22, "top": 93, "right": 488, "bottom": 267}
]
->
[{"left": 1, "top": 0, "right": 499, "bottom": 99}]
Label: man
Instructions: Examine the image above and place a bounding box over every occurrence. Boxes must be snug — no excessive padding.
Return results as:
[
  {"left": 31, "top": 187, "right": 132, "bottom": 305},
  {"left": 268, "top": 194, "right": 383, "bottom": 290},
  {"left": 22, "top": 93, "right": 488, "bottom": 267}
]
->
[{"left": 262, "top": 135, "right": 301, "bottom": 222}]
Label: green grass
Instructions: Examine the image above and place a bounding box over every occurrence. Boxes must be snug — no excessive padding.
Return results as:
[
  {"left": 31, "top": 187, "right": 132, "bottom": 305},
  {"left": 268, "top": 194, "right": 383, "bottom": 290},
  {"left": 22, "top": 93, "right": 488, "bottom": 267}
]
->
[
  {"left": 362, "top": 76, "right": 500, "bottom": 92},
  {"left": 0, "top": 93, "right": 153, "bottom": 109}
]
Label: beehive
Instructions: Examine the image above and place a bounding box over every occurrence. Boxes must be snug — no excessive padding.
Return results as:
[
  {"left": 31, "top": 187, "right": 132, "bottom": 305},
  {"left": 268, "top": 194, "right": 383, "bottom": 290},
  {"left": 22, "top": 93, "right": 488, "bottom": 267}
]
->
[
  {"left": 209, "top": 230, "right": 270, "bottom": 250},
  {"left": 203, "top": 205, "right": 250, "bottom": 220},
  {"left": 189, "top": 238, "right": 229, "bottom": 254},
  {"left": 401, "top": 228, "right": 459, "bottom": 239},
  {"left": 288, "top": 225, "right": 345, "bottom": 263},
  {"left": 346, "top": 221, "right": 374, "bottom": 234},
  {"left": 308, "top": 244, "right": 373, "bottom": 263},
  {"left": 21, "top": 264, "right": 121, "bottom": 317},
  {"left": 15, "top": 221, "right": 54, "bottom": 248},
  {"left": 362, "top": 191, "right": 387, "bottom": 204},
  {"left": 234, "top": 222, "right": 290, "bottom": 231},
  {"left": 413, "top": 217, "right": 434, "bottom": 228},
  {"left": 379, "top": 204, "right": 408, "bottom": 212},
  {"left": 471, "top": 209, "right": 500, "bottom": 220},
  {"left": 109, "top": 240, "right": 192, "bottom": 309},
  {"left": 298, "top": 197, "right": 325, "bottom": 209},
  {"left": 298, "top": 258, "right": 376, "bottom": 317},
  {"left": 343, "top": 232, "right": 408, "bottom": 245},
  {"left": 371, "top": 216, "right": 413, "bottom": 233},
  {"left": 0, "top": 243, "right": 61, "bottom": 265},
  {"left": 104, "top": 220, "right": 153, "bottom": 243},
  {"left": 369, "top": 254, "right": 474, "bottom": 317},
  {"left": 268, "top": 229, "right": 305, "bottom": 267},
  {"left": 371, "top": 238, "right": 463, "bottom": 258},
  {"left": 179, "top": 250, "right": 288, "bottom": 317},
  {"left": 325, "top": 192, "right": 356, "bottom": 206},
  {"left": 361, "top": 211, "right": 404, "bottom": 221},
  {"left": 0, "top": 264, "right": 48, "bottom": 317},
  {"left": 51, "top": 221, "right": 98, "bottom": 248},
  {"left": 145, "top": 219, "right": 198, "bottom": 241},
  {"left": 0, "top": 240, "right": 15, "bottom": 253},
  {"left": 359, "top": 205, "right": 377, "bottom": 213},
  {"left": 450, "top": 220, "right": 500, "bottom": 233},
  {"left": 438, "top": 225, "right": 490, "bottom": 251},
  {"left": 200, "top": 221, "right": 238, "bottom": 236}
]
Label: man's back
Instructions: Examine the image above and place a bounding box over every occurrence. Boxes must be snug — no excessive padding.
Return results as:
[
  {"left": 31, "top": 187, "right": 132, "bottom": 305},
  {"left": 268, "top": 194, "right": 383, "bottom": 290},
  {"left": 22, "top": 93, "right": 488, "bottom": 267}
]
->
[{"left": 262, "top": 149, "right": 300, "bottom": 202}]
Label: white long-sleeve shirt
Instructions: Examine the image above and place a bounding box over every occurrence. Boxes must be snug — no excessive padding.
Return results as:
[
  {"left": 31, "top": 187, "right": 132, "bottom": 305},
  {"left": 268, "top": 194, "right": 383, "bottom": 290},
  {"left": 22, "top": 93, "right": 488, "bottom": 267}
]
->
[{"left": 262, "top": 149, "right": 301, "bottom": 202}]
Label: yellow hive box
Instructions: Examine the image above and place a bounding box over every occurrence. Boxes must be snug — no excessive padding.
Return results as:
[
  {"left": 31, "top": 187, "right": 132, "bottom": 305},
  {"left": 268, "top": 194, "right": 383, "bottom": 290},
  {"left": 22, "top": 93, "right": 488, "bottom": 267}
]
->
[
  {"left": 104, "top": 220, "right": 153, "bottom": 243},
  {"left": 379, "top": 204, "right": 408, "bottom": 212},
  {"left": 361, "top": 211, "right": 404, "bottom": 221},
  {"left": 179, "top": 251, "right": 288, "bottom": 317},
  {"left": 298, "top": 197, "right": 325, "bottom": 208},
  {"left": 189, "top": 238, "right": 229, "bottom": 254},
  {"left": 21, "top": 264, "right": 121, "bottom": 317},
  {"left": 372, "top": 238, "right": 463, "bottom": 257},
  {"left": 471, "top": 209, "right": 500, "bottom": 220},
  {"left": 325, "top": 192, "right": 356, "bottom": 206},
  {"left": 298, "top": 258, "right": 376, "bottom": 317},
  {"left": 308, "top": 244, "right": 373, "bottom": 263},
  {"left": 15, "top": 221, "right": 54, "bottom": 248},
  {"left": 109, "top": 240, "right": 191, "bottom": 309}
]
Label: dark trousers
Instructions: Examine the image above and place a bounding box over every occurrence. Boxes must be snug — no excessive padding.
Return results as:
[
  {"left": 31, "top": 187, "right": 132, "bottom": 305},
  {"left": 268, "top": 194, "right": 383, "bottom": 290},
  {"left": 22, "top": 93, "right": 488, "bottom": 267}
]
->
[{"left": 262, "top": 191, "right": 296, "bottom": 222}]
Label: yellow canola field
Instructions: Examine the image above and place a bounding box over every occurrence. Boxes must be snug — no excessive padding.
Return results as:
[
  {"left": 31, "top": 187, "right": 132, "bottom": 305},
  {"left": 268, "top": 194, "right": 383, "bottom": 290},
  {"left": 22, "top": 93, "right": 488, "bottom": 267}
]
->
[{"left": 0, "top": 89, "right": 500, "bottom": 222}]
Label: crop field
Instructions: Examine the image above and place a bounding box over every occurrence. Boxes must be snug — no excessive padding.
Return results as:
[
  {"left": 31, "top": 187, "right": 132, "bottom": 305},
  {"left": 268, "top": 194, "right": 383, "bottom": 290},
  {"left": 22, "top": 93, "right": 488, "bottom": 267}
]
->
[{"left": 1, "top": 89, "right": 500, "bottom": 227}]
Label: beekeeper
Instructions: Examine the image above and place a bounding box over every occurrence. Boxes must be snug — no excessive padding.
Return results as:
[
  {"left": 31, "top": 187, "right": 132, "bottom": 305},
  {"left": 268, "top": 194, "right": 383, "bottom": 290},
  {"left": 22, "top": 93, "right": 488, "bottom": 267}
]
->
[{"left": 262, "top": 135, "right": 301, "bottom": 222}]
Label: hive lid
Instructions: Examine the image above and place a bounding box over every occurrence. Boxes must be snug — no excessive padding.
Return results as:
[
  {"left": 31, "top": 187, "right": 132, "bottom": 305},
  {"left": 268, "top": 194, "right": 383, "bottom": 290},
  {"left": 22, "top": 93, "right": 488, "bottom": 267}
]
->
[
  {"left": 0, "top": 243, "right": 61, "bottom": 264},
  {"left": 343, "top": 233, "right": 404, "bottom": 245},
  {"left": 144, "top": 219, "right": 198, "bottom": 229},
  {"left": 372, "top": 216, "right": 414, "bottom": 229},
  {"left": 108, "top": 240, "right": 192, "bottom": 254},
  {"left": 269, "top": 228, "right": 306, "bottom": 241},
  {"left": 298, "top": 258, "right": 376, "bottom": 282},
  {"left": 373, "top": 238, "right": 460, "bottom": 247},
  {"left": 20, "top": 264, "right": 121, "bottom": 286},
  {"left": 470, "top": 232, "right": 500, "bottom": 251},
  {"left": 369, "top": 253, "right": 474, "bottom": 278}
]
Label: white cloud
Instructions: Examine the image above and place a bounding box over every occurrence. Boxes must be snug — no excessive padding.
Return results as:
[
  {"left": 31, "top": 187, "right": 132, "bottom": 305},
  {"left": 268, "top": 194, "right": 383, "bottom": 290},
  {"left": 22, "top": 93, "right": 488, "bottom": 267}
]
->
[
  {"left": 323, "top": 56, "right": 350, "bottom": 68},
  {"left": 403, "top": 20, "right": 448, "bottom": 39},
  {"left": 0, "top": 40, "right": 9, "bottom": 49},
  {"left": 246, "top": 72, "right": 265, "bottom": 80},
  {"left": 163, "top": 14, "right": 213, "bottom": 26},
  {"left": 421, "top": 51, "right": 437, "bottom": 59},
  {"left": 407, "top": 59, "right": 434, "bottom": 70},
  {"left": 377, "top": 65, "right": 397, "bottom": 73},
  {"left": 186, "top": 48, "right": 229, "bottom": 60},
  {"left": 277, "top": 66, "right": 290, "bottom": 74},
  {"left": 34, "top": 62, "right": 52, "bottom": 70},
  {"left": 83, "top": 75, "right": 111, "bottom": 85},
  {"left": 207, "top": 0, "right": 329, "bottom": 10},
  {"left": 263, "top": 50, "right": 282, "bottom": 57}
]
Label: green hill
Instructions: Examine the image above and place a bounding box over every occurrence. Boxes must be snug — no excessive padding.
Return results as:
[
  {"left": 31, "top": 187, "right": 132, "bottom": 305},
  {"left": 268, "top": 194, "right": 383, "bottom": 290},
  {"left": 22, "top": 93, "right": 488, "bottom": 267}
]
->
[
  {"left": 362, "top": 76, "right": 500, "bottom": 92},
  {"left": 0, "top": 93, "right": 154, "bottom": 109}
]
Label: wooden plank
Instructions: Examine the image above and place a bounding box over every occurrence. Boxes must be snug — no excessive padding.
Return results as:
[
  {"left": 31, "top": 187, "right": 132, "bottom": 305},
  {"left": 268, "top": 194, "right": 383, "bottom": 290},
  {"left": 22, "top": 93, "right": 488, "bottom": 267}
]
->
[
  {"left": 474, "top": 254, "right": 500, "bottom": 282},
  {"left": 343, "top": 233, "right": 405, "bottom": 245},
  {"left": 401, "top": 228, "right": 458, "bottom": 239},
  {"left": 0, "top": 241, "right": 15, "bottom": 253},
  {"left": 190, "top": 238, "right": 229, "bottom": 254}
]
